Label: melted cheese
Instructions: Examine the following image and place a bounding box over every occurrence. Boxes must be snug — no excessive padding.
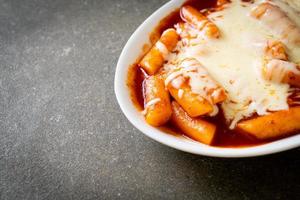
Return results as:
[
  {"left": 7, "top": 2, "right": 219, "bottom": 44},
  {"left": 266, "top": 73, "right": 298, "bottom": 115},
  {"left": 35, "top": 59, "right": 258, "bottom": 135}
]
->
[
  {"left": 266, "top": 59, "right": 300, "bottom": 83},
  {"left": 141, "top": 98, "right": 161, "bottom": 115},
  {"left": 178, "top": 89, "right": 184, "bottom": 99},
  {"left": 164, "top": 0, "right": 300, "bottom": 129},
  {"left": 155, "top": 41, "right": 169, "bottom": 59},
  {"left": 272, "top": 0, "right": 300, "bottom": 63},
  {"left": 251, "top": 1, "right": 300, "bottom": 46},
  {"left": 180, "top": 59, "right": 224, "bottom": 104}
]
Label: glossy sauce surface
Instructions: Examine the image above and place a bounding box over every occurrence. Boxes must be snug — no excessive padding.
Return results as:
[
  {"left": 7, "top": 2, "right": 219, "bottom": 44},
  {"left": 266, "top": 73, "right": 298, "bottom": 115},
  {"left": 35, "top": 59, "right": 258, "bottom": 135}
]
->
[
  {"left": 127, "top": 0, "right": 289, "bottom": 147},
  {"left": 128, "top": 68, "right": 269, "bottom": 147}
]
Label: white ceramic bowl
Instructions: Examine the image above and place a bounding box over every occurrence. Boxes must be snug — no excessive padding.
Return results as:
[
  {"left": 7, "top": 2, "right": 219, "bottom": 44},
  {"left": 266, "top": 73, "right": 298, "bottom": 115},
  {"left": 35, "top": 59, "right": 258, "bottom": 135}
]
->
[{"left": 114, "top": 0, "right": 300, "bottom": 157}]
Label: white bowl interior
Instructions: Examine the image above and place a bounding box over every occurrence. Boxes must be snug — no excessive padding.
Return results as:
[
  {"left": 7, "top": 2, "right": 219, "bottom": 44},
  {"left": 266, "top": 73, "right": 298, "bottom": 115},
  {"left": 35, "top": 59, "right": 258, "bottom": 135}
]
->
[{"left": 114, "top": 0, "right": 300, "bottom": 157}]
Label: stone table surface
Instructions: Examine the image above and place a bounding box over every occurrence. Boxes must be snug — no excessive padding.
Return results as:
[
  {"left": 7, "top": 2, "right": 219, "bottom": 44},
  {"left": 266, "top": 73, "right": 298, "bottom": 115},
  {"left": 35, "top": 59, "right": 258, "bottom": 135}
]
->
[{"left": 0, "top": 0, "right": 300, "bottom": 199}]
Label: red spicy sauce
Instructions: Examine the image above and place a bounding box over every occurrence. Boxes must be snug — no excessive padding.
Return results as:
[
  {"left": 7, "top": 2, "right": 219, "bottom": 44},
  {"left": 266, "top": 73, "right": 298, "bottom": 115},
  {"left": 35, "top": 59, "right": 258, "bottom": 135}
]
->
[{"left": 127, "top": 0, "right": 272, "bottom": 148}]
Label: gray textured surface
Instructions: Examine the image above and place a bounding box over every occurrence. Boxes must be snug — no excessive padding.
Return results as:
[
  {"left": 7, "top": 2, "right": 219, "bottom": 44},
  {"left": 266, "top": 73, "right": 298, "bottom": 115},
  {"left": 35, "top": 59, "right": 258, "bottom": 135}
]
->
[{"left": 0, "top": 0, "right": 300, "bottom": 199}]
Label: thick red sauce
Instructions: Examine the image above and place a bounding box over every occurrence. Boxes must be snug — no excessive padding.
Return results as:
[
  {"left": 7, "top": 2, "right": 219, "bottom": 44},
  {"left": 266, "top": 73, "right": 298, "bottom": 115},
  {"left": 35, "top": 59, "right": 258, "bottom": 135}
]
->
[
  {"left": 127, "top": 0, "right": 292, "bottom": 148},
  {"left": 128, "top": 66, "right": 267, "bottom": 147}
]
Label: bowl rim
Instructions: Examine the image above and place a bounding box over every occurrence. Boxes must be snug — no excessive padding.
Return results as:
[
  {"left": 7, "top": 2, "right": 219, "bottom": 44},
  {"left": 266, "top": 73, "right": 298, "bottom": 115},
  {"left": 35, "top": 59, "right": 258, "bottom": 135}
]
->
[{"left": 114, "top": 0, "right": 300, "bottom": 157}]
